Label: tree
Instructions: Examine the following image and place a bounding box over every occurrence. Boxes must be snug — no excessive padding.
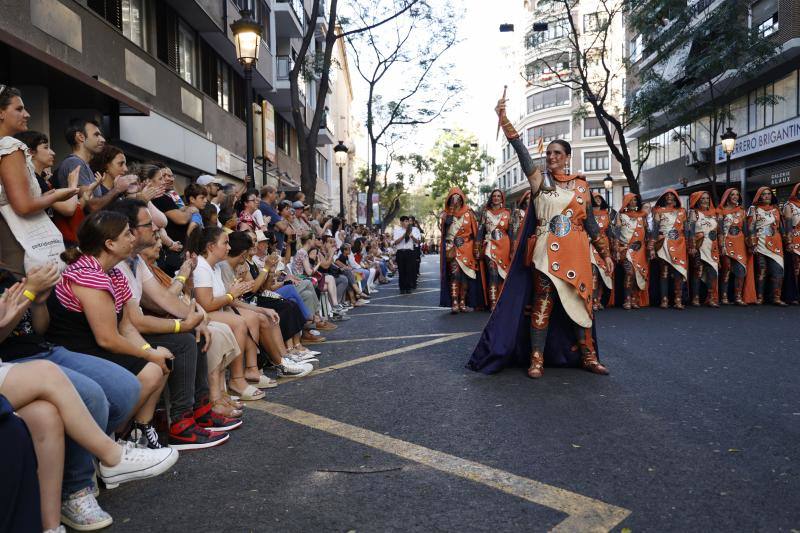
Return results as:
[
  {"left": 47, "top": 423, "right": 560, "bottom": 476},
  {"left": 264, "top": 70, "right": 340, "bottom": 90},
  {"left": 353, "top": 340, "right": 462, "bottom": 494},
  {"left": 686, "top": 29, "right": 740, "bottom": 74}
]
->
[
  {"left": 522, "top": 0, "right": 644, "bottom": 193},
  {"left": 627, "top": 0, "right": 780, "bottom": 200},
  {"left": 428, "top": 131, "right": 494, "bottom": 202},
  {"left": 353, "top": 150, "right": 426, "bottom": 228},
  {"left": 288, "top": 0, "right": 422, "bottom": 205},
  {"left": 346, "top": 0, "right": 460, "bottom": 227}
]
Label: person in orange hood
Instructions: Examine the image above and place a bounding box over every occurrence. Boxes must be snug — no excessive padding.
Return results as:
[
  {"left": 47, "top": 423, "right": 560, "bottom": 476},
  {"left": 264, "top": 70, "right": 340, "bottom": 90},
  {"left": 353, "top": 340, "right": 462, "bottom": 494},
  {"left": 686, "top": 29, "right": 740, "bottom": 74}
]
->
[
  {"left": 748, "top": 187, "right": 787, "bottom": 305},
  {"left": 479, "top": 189, "right": 513, "bottom": 310},
  {"left": 719, "top": 187, "right": 756, "bottom": 305},
  {"left": 439, "top": 188, "right": 484, "bottom": 313},
  {"left": 590, "top": 192, "right": 615, "bottom": 310},
  {"left": 782, "top": 183, "right": 800, "bottom": 304},
  {"left": 688, "top": 191, "right": 720, "bottom": 307},
  {"left": 615, "top": 193, "right": 649, "bottom": 309},
  {"left": 651, "top": 189, "right": 689, "bottom": 309}
]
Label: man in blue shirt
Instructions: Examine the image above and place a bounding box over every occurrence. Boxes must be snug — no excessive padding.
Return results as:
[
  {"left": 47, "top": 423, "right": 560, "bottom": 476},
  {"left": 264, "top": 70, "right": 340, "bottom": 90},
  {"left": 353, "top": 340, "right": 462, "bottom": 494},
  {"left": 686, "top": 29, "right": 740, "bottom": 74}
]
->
[{"left": 260, "top": 185, "right": 289, "bottom": 250}]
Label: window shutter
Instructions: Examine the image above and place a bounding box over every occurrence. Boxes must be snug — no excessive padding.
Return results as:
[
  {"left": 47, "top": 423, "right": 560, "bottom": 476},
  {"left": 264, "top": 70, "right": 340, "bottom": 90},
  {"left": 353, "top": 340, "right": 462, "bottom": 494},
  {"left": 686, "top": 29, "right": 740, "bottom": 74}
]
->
[
  {"left": 88, "top": 0, "right": 122, "bottom": 30},
  {"left": 156, "top": 2, "right": 179, "bottom": 71}
]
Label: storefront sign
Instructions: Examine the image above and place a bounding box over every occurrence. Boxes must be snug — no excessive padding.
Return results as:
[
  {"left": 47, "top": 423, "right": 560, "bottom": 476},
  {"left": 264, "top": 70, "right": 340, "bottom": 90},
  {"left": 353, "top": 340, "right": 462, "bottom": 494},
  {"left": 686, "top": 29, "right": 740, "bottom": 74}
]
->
[
  {"left": 263, "top": 100, "right": 276, "bottom": 164},
  {"left": 716, "top": 115, "right": 800, "bottom": 163},
  {"left": 216, "top": 145, "right": 231, "bottom": 174}
]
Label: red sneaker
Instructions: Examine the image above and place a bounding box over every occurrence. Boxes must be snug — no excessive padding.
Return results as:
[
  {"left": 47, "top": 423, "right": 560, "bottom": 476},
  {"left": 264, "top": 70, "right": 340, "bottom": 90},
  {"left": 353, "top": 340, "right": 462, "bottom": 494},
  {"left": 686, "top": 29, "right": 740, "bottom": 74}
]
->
[
  {"left": 194, "top": 403, "right": 243, "bottom": 432},
  {"left": 168, "top": 415, "right": 229, "bottom": 450}
]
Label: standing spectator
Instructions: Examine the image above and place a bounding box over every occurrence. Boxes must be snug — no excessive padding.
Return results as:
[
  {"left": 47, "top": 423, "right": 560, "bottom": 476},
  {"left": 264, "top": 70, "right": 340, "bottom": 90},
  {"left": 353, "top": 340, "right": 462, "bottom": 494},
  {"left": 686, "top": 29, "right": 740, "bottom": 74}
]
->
[
  {"left": 184, "top": 183, "right": 208, "bottom": 238},
  {"left": 393, "top": 216, "right": 420, "bottom": 294},
  {"left": 410, "top": 216, "right": 423, "bottom": 288},
  {"left": 89, "top": 144, "right": 129, "bottom": 197},
  {"left": 151, "top": 165, "right": 198, "bottom": 273},
  {"left": 259, "top": 186, "right": 292, "bottom": 252},
  {"left": 197, "top": 175, "right": 225, "bottom": 213},
  {"left": 0, "top": 87, "right": 79, "bottom": 273},
  {"left": 236, "top": 189, "right": 262, "bottom": 232}
]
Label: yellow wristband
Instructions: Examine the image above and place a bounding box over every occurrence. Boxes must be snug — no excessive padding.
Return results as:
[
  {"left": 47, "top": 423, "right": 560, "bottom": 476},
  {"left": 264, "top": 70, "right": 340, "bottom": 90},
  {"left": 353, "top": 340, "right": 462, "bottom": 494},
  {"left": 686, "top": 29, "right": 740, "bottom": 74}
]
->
[
  {"left": 141, "top": 343, "right": 152, "bottom": 351},
  {"left": 261, "top": 268, "right": 269, "bottom": 273},
  {"left": 173, "top": 319, "right": 181, "bottom": 333},
  {"left": 226, "top": 293, "right": 234, "bottom": 302},
  {"left": 175, "top": 275, "right": 187, "bottom": 284},
  {"left": 23, "top": 289, "right": 37, "bottom": 302}
]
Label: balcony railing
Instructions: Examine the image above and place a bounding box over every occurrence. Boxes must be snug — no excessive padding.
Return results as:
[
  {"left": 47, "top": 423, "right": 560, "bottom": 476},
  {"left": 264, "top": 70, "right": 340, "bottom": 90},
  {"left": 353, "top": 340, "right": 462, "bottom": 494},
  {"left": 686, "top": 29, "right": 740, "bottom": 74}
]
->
[
  {"left": 277, "top": 0, "right": 305, "bottom": 28},
  {"left": 277, "top": 55, "right": 293, "bottom": 80}
]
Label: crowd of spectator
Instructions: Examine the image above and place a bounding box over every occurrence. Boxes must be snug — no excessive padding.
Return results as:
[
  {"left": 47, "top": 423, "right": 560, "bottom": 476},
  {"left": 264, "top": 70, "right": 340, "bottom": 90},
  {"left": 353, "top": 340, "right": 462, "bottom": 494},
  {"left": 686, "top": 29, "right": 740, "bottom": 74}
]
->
[{"left": 0, "top": 85, "right": 402, "bottom": 531}]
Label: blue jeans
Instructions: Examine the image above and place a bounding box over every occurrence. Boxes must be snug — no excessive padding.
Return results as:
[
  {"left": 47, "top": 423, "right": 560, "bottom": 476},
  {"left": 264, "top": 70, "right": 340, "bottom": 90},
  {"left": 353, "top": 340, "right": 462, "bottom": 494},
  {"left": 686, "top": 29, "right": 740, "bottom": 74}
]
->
[
  {"left": 18, "top": 347, "right": 140, "bottom": 498},
  {"left": 276, "top": 284, "right": 312, "bottom": 320}
]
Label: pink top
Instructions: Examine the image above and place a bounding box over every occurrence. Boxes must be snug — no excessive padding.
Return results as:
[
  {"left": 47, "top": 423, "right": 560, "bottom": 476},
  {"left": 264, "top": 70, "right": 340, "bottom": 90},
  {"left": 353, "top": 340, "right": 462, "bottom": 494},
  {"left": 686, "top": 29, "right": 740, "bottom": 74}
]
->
[{"left": 55, "top": 255, "right": 133, "bottom": 313}]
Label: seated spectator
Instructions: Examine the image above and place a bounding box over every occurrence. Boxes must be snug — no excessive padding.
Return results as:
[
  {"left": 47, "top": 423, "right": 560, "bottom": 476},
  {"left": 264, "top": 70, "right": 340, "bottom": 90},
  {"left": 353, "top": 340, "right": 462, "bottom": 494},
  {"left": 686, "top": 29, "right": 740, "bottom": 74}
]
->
[
  {"left": 318, "top": 235, "right": 352, "bottom": 317},
  {"left": 45, "top": 211, "right": 171, "bottom": 450},
  {"left": 197, "top": 175, "right": 224, "bottom": 213},
  {"left": 0, "top": 392, "right": 41, "bottom": 532},
  {"left": 236, "top": 189, "right": 263, "bottom": 232},
  {"left": 200, "top": 203, "right": 219, "bottom": 228},
  {"left": 219, "top": 207, "right": 237, "bottom": 234},
  {"left": 109, "top": 199, "right": 235, "bottom": 448},
  {"left": 187, "top": 227, "right": 313, "bottom": 390},
  {"left": 335, "top": 243, "right": 371, "bottom": 304},
  {"left": 139, "top": 237, "right": 244, "bottom": 418},
  {"left": 0, "top": 357, "right": 178, "bottom": 532},
  {"left": 89, "top": 144, "right": 129, "bottom": 197},
  {"left": 137, "top": 163, "right": 183, "bottom": 261},
  {"left": 259, "top": 185, "right": 290, "bottom": 252}
]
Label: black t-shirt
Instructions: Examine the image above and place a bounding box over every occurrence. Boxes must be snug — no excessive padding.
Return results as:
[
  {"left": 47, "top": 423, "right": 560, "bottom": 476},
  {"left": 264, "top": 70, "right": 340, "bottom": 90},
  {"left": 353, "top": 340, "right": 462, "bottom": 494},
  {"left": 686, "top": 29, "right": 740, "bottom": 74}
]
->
[
  {"left": 0, "top": 272, "right": 52, "bottom": 360},
  {"left": 152, "top": 195, "right": 189, "bottom": 243}
]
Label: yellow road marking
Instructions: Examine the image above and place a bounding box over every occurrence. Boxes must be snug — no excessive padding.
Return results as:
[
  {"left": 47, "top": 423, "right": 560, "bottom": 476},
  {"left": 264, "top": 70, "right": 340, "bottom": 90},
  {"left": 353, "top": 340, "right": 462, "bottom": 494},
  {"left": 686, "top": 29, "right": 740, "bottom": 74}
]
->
[
  {"left": 248, "top": 401, "right": 631, "bottom": 532},
  {"left": 367, "top": 288, "right": 439, "bottom": 301},
  {"left": 322, "top": 332, "right": 475, "bottom": 344},
  {"left": 348, "top": 308, "right": 446, "bottom": 317},
  {"left": 278, "top": 332, "right": 477, "bottom": 382},
  {"left": 359, "top": 303, "right": 442, "bottom": 309}
]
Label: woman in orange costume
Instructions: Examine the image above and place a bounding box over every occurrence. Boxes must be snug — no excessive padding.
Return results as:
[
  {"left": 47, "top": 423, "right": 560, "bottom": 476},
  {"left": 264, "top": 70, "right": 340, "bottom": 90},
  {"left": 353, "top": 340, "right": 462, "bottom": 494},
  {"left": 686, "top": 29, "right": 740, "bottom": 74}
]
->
[
  {"left": 651, "top": 189, "right": 689, "bottom": 309},
  {"left": 590, "top": 192, "right": 615, "bottom": 310},
  {"left": 688, "top": 191, "right": 720, "bottom": 307},
  {"left": 479, "top": 189, "right": 513, "bottom": 310},
  {"left": 748, "top": 187, "right": 787, "bottom": 305},
  {"left": 615, "top": 193, "right": 649, "bottom": 310},
  {"left": 718, "top": 187, "right": 756, "bottom": 305},
  {"left": 468, "top": 99, "right": 611, "bottom": 379},
  {"left": 782, "top": 183, "right": 800, "bottom": 304},
  {"left": 439, "top": 188, "right": 484, "bottom": 313}
]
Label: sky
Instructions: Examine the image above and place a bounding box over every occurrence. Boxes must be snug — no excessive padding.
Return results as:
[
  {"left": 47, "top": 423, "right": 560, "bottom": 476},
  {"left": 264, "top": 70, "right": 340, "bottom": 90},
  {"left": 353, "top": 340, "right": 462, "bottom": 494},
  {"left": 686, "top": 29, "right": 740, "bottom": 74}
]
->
[{"left": 346, "top": 0, "right": 526, "bottom": 188}]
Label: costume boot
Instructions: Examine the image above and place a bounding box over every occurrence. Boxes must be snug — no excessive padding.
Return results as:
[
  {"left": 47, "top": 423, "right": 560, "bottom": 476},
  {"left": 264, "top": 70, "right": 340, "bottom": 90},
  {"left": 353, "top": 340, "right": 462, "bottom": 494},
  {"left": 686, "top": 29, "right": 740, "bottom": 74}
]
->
[
  {"left": 755, "top": 271, "right": 765, "bottom": 305},
  {"left": 450, "top": 281, "right": 460, "bottom": 314},
  {"left": 773, "top": 280, "right": 788, "bottom": 306},
  {"left": 527, "top": 350, "right": 544, "bottom": 379},
  {"left": 488, "top": 283, "right": 498, "bottom": 311},
  {"left": 707, "top": 284, "right": 719, "bottom": 308},
  {"left": 673, "top": 278, "right": 684, "bottom": 309},
  {"left": 690, "top": 275, "right": 701, "bottom": 307},
  {"left": 659, "top": 273, "right": 669, "bottom": 308},
  {"left": 720, "top": 269, "right": 730, "bottom": 304},
  {"left": 459, "top": 285, "right": 469, "bottom": 313},
  {"left": 622, "top": 276, "right": 632, "bottom": 310},
  {"left": 581, "top": 349, "right": 609, "bottom": 375},
  {"left": 733, "top": 276, "right": 746, "bottom": 306},
  {"left": 623, "top": 295, "right": 632, "bottom": 310},
  {"left": 632, "top": 290, "right": 641, "bottom": 309}
]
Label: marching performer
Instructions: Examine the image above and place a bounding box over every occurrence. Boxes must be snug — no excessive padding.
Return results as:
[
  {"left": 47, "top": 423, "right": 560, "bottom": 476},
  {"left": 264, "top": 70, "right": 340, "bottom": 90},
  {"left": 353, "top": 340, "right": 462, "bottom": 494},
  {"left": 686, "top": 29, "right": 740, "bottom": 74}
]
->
[
  {"left": 782, "top": 183, "right": 800, "bottom": 304},
  {"left": 748, "top": 187, "right": 787, "bottom": 305},
  {"left": 651, "top": 189, "right": 689, "bottom": 309},
  {"left": 439, "top": 187, "right": 484, "bottom": 313},
  {"left": 590, "top": 192, "right": 615, "bottom": 310},
  {"left": 468, "top": 99, "right": 611, "bottom": 379},
  {"left": 688, "top": 191, "right": 720, "bottom": 307},
  {"left": 479, "top": 189, "right": 513, "bottom": 310},
  {"left": 615, "top": 193, "right": 650, "bottom": 310},
  {"left": 718, "top": 188, "right": 755, "bottom": 305}
]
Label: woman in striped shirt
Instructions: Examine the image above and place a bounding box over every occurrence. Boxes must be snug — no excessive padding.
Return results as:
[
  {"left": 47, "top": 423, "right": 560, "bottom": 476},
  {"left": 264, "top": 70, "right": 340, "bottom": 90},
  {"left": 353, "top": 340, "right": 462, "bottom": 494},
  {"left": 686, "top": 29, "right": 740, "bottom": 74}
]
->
[{"left": 46, "top": 210, "right": 171, "bottom": 436}]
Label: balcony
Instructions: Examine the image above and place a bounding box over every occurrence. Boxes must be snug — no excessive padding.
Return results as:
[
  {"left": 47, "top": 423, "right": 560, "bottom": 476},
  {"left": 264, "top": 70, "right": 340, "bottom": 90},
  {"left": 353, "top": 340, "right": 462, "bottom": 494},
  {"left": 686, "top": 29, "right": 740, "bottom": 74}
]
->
[
  {"left": 275, "top": 0, "right": 304, "bottom": 39},
  {"left": 316, "top": 0, "right": 328, "bottom": 37},
  {"left": 317, "top": 111, "right": 334, "bottom": 146}
]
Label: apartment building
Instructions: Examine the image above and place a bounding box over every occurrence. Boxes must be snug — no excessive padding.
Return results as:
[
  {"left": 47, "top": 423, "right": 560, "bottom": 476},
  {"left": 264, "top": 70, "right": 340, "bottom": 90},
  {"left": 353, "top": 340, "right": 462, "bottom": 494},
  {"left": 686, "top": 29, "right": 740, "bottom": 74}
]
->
[
  {"left": 0, "top": 0, "right": 341, "bottom": 206},
  {"left": 495, "top": 0, "right": 628, "bottom": 209},
  {"left": 626, "top": 0, "right": 800, "bottom": 202}
]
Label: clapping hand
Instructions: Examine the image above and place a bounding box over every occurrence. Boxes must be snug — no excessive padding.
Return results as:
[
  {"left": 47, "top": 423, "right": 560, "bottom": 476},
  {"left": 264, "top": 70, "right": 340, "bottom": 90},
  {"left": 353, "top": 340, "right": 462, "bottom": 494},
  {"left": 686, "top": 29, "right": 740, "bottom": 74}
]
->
[
  {"left": 24, "top": 262, "right": 61, "bottom": 304},
  {"left": 0, "top": 281, "right": 31, "bottom": 328}
]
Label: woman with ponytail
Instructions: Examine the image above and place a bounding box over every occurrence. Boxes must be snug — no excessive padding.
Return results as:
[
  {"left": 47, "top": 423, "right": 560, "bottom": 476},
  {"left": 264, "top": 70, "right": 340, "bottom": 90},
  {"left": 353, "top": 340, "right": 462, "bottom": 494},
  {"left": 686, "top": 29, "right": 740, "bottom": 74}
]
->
[{"left": 45, "top": 210, "right": 171, "bottom": 443}]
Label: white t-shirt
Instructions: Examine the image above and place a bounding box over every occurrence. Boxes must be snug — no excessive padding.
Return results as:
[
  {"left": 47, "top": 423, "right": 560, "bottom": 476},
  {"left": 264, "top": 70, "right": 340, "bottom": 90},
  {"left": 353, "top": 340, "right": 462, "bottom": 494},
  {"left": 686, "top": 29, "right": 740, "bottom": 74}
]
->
[
  {"left": 193, "top": 256, "right": 227, "bottom": 298},
  {"left": 393, "top": 227, "right": 420, "bottom": 251},
  {"left": 252, "top": 209, "right": 265, "bottom": 229},
  {"left": 115, "top": 255, "right": 155, "bottom": 301}
]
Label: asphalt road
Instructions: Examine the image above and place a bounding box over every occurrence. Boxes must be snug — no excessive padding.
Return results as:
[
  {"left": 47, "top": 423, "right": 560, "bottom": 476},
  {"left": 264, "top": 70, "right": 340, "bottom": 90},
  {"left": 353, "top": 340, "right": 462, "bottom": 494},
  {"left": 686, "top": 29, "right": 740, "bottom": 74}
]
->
[{"left": 99, "top": 255, "right": 800, "bottom": 532}]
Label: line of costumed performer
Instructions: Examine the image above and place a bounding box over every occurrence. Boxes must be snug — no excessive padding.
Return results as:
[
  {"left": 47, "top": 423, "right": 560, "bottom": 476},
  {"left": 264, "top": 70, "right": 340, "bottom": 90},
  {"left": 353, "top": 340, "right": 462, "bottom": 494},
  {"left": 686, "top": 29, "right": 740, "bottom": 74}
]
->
[
  {"left": 439, "top": 188, "right": 485, "bottom": 313},
  {"left": 467, "top": 98, "right": 611, "bottom": 379},
  {"left": 479, "top": 189, "right": 513, "bottom": 310},
  {"left": 590, "top": 192, "right": 615, "bottom": 310},
  {"left": 783, "top": 183, "right": 800, "bottom": 303},
  {"left": 688, "top": 191, "right": 721, "bottom": 307},
  {"left": 651, "top": 189, "right": 689, "bottom": 309},
  {"left": 748, "top": 186, "right": 788, "bottom": 305},
  {"left": 718, "top": 187, "right": 756, "bottom": 305},
  {"left": 615, "top": 193, "right": 650, "bottom": 310}
]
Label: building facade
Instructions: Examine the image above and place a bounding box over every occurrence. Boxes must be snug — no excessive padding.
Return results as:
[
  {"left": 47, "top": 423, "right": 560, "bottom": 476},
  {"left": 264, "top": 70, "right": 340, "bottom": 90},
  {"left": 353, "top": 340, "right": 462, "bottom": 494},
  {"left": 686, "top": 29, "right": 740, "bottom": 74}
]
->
[
  {"left": 0, "top": 0, "right": 344, "bottom": 208},
  {"left": 495, "top": 0, "right": 628, "bottom": 210},
  {"left": 626, "top": 0, "right": 800, "bottom": 203}
]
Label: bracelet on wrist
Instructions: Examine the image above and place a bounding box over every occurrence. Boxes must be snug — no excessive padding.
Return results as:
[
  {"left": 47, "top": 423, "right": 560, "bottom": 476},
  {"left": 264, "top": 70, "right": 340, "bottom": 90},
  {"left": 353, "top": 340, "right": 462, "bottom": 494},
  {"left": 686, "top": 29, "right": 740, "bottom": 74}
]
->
[
  {"left": 175, "top": 275, "right": 187, "bottom": 284},
  {"left": 141, "top": 343, "right": 152, "bottom": 351},
  {"left": 226, "top": 293, "right": 234, "bottom": 302},
  {"left": 173, "top": 319, "right": 181, "bottom": 333},
  {"left": 22, "top": 289, "right": 37, "bottom": 302}
]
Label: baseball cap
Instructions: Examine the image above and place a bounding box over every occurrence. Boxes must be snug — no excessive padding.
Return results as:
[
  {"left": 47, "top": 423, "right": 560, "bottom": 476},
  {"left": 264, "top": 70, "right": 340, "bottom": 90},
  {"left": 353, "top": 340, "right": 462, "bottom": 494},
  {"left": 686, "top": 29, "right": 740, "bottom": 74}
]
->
[
  {"left": 291, "top": 200, "right": 304, "bottom": 209},
  {"left": 196, "top": 174, "right": 222, "bottom": 186}
]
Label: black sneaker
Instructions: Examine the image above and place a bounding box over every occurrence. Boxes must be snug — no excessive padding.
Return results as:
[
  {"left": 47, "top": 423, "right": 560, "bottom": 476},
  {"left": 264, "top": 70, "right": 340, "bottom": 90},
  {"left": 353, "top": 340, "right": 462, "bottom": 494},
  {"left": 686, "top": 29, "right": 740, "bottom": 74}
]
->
[
  {"left": 168, "top": 415, "right": 229, "bottom": 450},
  {"left": 127, "top": 421, "right": 163, "bottom": 449}
]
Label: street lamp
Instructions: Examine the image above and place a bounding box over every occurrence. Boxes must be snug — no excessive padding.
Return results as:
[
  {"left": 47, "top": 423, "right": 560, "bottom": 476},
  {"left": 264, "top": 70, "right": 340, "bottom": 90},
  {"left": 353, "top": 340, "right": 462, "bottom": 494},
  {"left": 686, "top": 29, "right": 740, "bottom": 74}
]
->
[
  {"left": 603, "top": 174, "right": 613, "bottom": 190},
  {"left": 231, "top": 9, "right": 262, "bottom": 181},
  {"left": 334, "top": 140, "right": 348, "bottom": 219},
  {"left": 721, "top": 127, "right": 737, "bottom": 188}
]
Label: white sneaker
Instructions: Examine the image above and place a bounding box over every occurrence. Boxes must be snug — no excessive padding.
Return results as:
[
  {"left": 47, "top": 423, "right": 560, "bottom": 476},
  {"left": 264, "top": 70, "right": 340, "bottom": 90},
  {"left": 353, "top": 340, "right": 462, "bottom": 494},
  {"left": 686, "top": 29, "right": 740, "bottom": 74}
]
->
[
  {"left": 61, "top": 487, "right": 113, "bottom": 531},
  {"left": 98, "top": 441, "right": 179, "bottom": 489},
  {"left": 277, "top": 360, "right": 313, "bottom": 378},
  {"left": 286, "top": 353, "right": 319, "bottom": 368},
  {"left": 298, "top": 348, "right": 321, "bottom": 356}
]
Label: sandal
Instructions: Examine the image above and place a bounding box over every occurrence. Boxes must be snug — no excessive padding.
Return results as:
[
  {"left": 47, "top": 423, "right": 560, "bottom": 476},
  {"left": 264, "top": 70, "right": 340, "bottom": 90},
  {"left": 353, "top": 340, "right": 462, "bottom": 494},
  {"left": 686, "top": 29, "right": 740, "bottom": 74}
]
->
[
  {"left": 223, "top": 393, "right": 244, "bottom": 410},
  {"left": 212, "top": 398, "right": 242, "bottom": 418},
  {"left": 245, "top": 367, "right": 278, "bottom": 389},
  {"left": 227, "top": 380, "right": 266, "bottom": 401}
]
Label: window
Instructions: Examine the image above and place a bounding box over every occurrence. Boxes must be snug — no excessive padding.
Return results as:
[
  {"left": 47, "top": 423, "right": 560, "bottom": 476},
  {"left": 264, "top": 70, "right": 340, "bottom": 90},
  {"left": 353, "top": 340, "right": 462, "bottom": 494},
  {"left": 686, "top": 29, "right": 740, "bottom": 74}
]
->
[
  {"left": 177, "top": 21, "right": 196, "bottom": 85},
  {"left": 584, "top": 117, "right": 603, "bottom": 138},
  {"left": 583, "top": 12, "right": 607, "bottom": 33},
  {"left": 528, "top": 120, "right": 570, "bottom": 146},
  {"left": 513, "top": 167, "right": 518, "bottom": 184},
  {"left": 526, "top": 53, "right": 571, "bottom": 84},
  {"left": 751, "top": 0, "right": 779, "bottom": 37},
  {"left": 216, "top": 58, "right": 231, "bottom": 112},
  {"left": 525, "top": 18, "right": 569, "bottom": 48},
  {"left": 771, "top": 72, "right": 798, "bottom": 124},
  {"left": 317, "top": 153, "right": 329, "bottom": 184},
  {"left": 584, "top": 150, "right": 609, "bottom": 172},
  {"left": 276, "top": 113, "right": 290, "bottom": 153},
  {"left": 89, "top": 0, "right": 145, "bottom": 48},
  {"left": 527, "top": 87, "right": 571, "bottom": 113},
  {"left": 629, "top": 34, "right": 642, "bottom": 63}
]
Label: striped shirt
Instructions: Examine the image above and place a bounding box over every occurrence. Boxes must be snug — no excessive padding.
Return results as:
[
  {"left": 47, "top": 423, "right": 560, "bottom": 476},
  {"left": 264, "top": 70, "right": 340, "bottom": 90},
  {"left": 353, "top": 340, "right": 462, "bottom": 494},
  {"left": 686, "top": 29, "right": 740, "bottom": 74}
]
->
[{"left": 55, "top": 255, "right": 133, "bottom": 313}]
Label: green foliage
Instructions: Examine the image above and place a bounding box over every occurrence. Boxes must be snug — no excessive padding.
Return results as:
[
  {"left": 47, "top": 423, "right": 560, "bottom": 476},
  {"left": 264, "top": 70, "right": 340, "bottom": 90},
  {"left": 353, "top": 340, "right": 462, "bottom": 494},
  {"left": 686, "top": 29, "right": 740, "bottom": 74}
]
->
[{"left": 428, "top": 131, "right": 494, "bottom": 199}]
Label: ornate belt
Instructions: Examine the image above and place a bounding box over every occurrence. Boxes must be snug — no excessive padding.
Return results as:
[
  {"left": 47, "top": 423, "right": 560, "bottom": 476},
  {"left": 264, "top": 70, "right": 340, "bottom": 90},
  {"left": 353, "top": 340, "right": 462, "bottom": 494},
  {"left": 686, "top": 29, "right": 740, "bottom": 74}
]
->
[{"left": 490, "top": 229, "right": 505, "bottom": 240}]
